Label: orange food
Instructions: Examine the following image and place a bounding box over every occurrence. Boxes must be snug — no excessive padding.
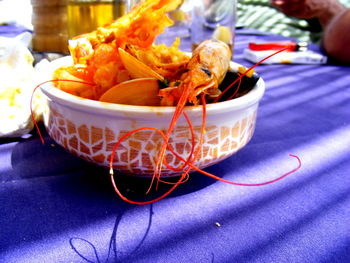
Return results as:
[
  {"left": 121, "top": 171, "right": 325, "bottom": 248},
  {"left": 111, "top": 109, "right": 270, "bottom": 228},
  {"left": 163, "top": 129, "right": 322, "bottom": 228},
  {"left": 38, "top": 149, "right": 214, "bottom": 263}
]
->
[
  {"left": 32, "top": 0, "right": 303, "bottom": 205},
  {"left": 53, "top": 0, "right": 190, "bottom": 102},
  {"left": 99, "top": 78, "right": 161, "bottom": 106}
]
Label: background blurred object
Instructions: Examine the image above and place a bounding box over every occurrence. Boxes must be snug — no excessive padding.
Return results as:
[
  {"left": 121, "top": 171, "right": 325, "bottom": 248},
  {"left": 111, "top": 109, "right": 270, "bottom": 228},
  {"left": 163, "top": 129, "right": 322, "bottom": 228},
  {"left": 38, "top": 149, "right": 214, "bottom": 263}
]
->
[
  {"left": 67, "top": 0, "right": 126, "bottom": 39},
  {"left": 0, "top": 32, "right": 42, "bottom": 138},
  {"left": 0, "top": 0, "right": 32, "bottom": 29},
  {"left": 149, "top": 0, "right": 237, "bottom": 53},
  {"left": 31, "top": 0, "right": 69, "bottom": 53},
  {"left": 236, "top": 0, "right": 350, "bottom": 44},
  {"left": 31, "top": 0, "right": 126, "bottom": 53},
  {"left": 191, "top": 0, "right": 236, "bottom": 52},
  {"left": 155, "top": 0, "right": 192, "bottom": 48},
  {"left": 126, "top": 0, "right": 139, "bottom": 11}
]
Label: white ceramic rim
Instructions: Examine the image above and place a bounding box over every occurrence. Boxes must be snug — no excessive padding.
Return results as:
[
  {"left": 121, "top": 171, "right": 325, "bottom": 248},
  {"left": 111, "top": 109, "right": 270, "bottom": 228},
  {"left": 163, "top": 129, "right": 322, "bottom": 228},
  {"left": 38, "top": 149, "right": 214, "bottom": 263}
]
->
[{"left": 40, "top": 56, "right": 265, "bottom": 117}]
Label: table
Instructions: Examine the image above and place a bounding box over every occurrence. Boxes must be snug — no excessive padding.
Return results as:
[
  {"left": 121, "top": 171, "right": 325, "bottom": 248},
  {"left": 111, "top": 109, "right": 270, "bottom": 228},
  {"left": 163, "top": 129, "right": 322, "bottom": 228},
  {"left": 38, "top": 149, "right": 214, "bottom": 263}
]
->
[{"left": 1, "top": 27, "right": 350, "bottom": 263}]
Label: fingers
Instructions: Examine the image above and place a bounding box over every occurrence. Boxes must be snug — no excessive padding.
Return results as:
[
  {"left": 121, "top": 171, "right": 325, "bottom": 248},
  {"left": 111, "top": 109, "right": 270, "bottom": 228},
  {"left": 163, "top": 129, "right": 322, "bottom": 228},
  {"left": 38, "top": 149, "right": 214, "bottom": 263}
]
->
[
  {"left": 270, "top": 0, "right": 314, "bottom": 19},
  {"left": 271, "top": 0, "right": 304, "bottom": 11}
]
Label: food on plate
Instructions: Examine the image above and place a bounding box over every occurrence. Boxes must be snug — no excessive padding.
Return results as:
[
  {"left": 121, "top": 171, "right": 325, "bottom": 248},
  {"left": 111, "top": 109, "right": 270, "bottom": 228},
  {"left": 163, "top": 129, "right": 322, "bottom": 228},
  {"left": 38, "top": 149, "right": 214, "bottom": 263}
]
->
[
  {"left": 36, "top": 0, "right": 301, "bottom": 205},
  {"left": 99, "top": 78, "right": 161, "bottom": 106},
  {"left": 159, "top": 39, "right": 231, "bottom": 106},
  {"left": 52, "top": 0, "right": 257, "bottom": 106}
]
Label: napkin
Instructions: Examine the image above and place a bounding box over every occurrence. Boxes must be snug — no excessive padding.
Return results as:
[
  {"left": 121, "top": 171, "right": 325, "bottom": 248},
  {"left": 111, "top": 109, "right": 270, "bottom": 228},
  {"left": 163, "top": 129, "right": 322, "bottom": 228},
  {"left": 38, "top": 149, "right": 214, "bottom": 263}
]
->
[
  {"left": 0, "top": 32, "right": 43, "bottom": 138},
  {"left": 0, "top": 0, "right": 33, "bottom": 30}
]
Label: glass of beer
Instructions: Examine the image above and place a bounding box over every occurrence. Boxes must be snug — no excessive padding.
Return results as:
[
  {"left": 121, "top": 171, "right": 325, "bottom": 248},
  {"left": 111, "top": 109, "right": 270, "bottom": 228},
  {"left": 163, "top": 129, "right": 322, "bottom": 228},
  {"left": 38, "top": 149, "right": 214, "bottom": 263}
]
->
[{"left": 67, "top": 0, "right": 126, "bottom": 39}]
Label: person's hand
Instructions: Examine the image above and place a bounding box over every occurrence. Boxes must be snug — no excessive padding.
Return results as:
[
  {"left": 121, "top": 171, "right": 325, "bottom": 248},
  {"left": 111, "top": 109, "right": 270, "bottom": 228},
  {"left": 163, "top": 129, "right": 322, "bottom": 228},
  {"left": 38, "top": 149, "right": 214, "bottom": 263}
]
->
[
  {"left": 271, "top": 0, "right": 332, "bottom": 19},
  {"left": 271, "top": 0, "right": 345, "bottom": 26}
]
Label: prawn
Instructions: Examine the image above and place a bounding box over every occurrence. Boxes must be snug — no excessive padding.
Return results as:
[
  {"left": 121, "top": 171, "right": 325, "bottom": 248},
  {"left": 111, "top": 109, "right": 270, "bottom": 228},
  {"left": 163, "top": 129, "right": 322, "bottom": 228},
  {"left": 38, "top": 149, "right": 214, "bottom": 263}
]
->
[
  {"left": 151, "top": 39, "right": 232, "bottom": 189},
  {"left": 159, "top": 39, "right": 232, "bottom": 106}
]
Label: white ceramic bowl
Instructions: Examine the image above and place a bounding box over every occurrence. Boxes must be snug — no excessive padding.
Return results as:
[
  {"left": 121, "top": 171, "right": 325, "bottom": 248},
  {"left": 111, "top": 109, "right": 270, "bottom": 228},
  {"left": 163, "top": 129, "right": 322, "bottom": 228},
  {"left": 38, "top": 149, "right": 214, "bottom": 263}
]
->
[{"left": 40, "top": 57, "right": 265, "bottom": 177}]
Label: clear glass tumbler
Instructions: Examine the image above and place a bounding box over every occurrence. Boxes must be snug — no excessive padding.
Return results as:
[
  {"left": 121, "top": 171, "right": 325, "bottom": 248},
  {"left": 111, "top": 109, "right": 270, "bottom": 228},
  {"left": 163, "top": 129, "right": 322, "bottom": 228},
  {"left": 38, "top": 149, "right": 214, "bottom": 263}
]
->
[
  {"left": 126, "top": 0, "right": 140, "bottom": 11},
  {"left": 125, "top": 0, "right": 236, "bottom": 53},
  {"left": 190, "top": 0, "right": 236, "bottom": 52}
]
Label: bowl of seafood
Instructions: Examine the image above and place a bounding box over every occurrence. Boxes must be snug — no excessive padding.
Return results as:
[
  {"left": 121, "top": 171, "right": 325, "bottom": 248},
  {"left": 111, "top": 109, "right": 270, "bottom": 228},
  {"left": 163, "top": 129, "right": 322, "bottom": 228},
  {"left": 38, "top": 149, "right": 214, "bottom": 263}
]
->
[{"left": 38, "top": 0, "right": 265, "bottom": 177}]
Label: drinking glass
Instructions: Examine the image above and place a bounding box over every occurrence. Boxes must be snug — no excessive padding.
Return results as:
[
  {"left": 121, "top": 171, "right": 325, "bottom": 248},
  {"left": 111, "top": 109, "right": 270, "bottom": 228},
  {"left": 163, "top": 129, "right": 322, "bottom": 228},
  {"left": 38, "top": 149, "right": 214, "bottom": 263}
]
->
[
  {"left": 125, "top": 0, "right": 236, "bottom": 53},
  {"left": 190, "top": 0, "right": 236, "bottom": 52},
  {"left": 67, "top": 0, "right": 126, "bottom": 39},
  {"left": 126, "top": 0, "right": 140, "bottom": 11},
  {"left": 156, "top": 0, "right": 193, "bottom": 48}
]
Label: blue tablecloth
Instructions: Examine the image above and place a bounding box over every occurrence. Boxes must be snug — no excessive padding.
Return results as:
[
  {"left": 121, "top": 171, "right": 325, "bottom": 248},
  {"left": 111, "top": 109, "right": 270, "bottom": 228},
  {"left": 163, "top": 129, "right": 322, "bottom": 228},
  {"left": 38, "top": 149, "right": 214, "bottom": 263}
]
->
[{"left": 1, "top": 27, "right": 350, "bottom": 263}]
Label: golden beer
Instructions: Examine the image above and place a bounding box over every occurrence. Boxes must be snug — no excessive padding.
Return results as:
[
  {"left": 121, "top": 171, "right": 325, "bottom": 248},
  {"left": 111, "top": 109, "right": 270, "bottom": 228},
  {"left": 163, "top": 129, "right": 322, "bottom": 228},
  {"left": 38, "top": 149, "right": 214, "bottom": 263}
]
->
[{"left": 67, "top": 0, "right": 126, "bottom": 38}]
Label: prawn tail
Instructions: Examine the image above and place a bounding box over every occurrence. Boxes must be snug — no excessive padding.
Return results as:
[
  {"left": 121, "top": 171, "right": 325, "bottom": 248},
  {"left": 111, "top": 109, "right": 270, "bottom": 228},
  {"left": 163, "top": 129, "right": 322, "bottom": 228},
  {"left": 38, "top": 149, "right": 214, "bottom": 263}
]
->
[{"left": 148, "top": 81, "right": 194, "bottom": 193}]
